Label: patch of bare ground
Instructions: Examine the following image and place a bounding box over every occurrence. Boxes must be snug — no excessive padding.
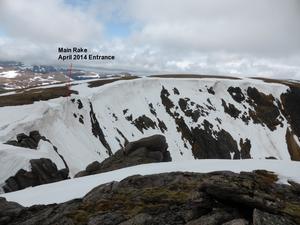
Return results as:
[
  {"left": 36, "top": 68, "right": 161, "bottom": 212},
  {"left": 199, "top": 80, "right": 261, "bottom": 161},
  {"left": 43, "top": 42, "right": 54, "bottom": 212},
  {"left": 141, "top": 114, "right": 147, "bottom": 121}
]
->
[
  {"left": 251, "top": 77, "right": 300, "bottom": 88},
  {"left": 0, "top": 86, "right": 78, "bottom": 107},
  {"left": 150, "top": 74, "right": 241, "bottom": 79},
  {"left": 88, "top": 76, "right": 140, "bottom": 88}
]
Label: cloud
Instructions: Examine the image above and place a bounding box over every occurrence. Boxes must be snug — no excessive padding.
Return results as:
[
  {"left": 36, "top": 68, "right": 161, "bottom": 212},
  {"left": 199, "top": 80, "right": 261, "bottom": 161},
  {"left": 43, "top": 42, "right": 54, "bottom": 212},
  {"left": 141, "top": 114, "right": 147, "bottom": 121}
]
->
[
  {"left": 124, "top": 0, "right": 300, "bottom": 56},
  {"left": 0, "top": 0, "right": 102, "bottom": 44},
  {"left": 0, "top": 0, "right": 103, "bottom": 63},
  {"left": 0, "top": 0, "right": 299, "bottom": 79}
]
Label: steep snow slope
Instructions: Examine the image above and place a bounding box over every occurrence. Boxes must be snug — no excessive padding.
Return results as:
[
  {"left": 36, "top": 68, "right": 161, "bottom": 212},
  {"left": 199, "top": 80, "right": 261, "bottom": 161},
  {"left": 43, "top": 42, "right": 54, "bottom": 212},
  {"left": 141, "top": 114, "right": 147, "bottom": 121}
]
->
[
  {"left": 2, "top": 159, "right": 300, "bottom": 207},
  {"left": 86, "top": 78, "right": 290, "bottom": 160},
  {"left": 0, "top": 77, "right": 299, "bottom": 189}
]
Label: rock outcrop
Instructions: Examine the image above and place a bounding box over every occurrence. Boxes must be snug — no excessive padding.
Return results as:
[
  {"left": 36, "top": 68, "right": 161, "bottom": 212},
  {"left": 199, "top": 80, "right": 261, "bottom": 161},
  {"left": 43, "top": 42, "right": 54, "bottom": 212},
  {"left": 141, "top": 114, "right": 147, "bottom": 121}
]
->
[
  {"left": 0, "top": 197, "right": 23, "bottom": 225},
  {"left": 5, "top": 131, "right": 43, "bottom": 149},
  {"left": 2, "top": 131, "right": 70, "bottom": 192},
  {"left": 1, "top": 170, "right": 300, "bottom": 225},
  {"left": 3, "top": 158, "right": 69, "bottom": 193},
  {"left": 75, "top": 134, "right": 171, "bottom": 177}
]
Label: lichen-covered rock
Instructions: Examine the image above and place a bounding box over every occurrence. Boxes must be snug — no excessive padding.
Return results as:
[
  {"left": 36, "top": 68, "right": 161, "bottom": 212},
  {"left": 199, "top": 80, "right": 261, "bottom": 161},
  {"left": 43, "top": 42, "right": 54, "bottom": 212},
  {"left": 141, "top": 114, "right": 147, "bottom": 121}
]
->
[
  {"left": 222, "top": 218, "right": 249, "bottom": 225},
  {"left": 1, "top": 171, "right": 300, "bottom": 225},
  {"left": 0, "top": 197, "right": 23, "bottom": 225},
  {"left": 253, "top": 209, "right": 297, "bottom": 225},
  {"left": 186, "top": 208, "right": 240, "bottom": 225}
]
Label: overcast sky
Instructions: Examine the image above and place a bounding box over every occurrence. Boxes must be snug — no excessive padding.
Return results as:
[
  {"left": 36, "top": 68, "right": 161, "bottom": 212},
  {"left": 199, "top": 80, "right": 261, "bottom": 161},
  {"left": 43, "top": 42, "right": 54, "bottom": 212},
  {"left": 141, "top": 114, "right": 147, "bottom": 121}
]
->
[{"left": 0, "top": 0, "right": 299, "bottom": 78}]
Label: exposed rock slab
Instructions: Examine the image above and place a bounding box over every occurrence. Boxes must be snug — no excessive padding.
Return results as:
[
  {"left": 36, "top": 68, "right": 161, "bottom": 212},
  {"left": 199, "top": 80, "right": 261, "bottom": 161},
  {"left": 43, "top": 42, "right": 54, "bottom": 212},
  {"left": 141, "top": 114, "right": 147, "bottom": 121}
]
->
[{"left": 1, "top": 170, "right": 300, "bottom": 225}]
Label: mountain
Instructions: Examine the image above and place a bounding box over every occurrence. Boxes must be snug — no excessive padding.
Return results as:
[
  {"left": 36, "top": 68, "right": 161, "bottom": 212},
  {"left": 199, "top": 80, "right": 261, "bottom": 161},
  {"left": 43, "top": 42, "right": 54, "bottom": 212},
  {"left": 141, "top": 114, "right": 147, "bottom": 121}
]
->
[
  {"left": 0, "top": 75, "right": 299, "bottom": 191},
  {"left": 1, "top": 169, "right": 300, "bottom": 225},
  {"left": 0, "top": 61, "right": 131, "bottom": 90},
  {"left": 0, "top": 74, "right": 300, "bottom": 224}
]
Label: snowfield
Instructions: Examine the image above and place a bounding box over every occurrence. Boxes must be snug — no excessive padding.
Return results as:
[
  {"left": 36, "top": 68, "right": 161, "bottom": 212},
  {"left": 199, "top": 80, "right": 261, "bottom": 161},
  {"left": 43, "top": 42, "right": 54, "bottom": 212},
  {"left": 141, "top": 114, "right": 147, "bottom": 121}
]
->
[
  {"left": 0, "top": 70, "right": 20, "bottom": 78},
  {"left": 0, "top": 77, "right": 299, "bottom": 198},
  {"left": 1, "top": 159, "right": 300, "bottom": 207}
]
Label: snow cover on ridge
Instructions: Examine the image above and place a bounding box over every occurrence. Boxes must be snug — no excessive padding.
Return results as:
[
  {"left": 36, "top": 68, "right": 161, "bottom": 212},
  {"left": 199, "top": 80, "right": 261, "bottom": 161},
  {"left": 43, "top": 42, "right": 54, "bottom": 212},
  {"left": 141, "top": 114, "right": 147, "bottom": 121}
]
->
[
  {"left": 0, "top": 70, "right": 20, "bottom": 78},
  {"left": 0, "top": 77, "right": 296, "bottom": 188},
  {"left": 1, "top": 159, "right": 300, "bottom": 207}
]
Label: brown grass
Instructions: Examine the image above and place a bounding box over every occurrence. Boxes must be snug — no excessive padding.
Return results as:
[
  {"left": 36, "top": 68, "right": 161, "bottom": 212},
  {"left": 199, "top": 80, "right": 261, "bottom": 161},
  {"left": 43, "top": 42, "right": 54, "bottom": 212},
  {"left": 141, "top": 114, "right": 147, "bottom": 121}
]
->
[
  {"left": 150, "top": 74, "right": 241, "bottom": 79},
  {"left": 0, "top": 86, "right": 78, "bottom": 107},
  {"left": 88, "top": 76, "right": 140, "bottom": 88}
]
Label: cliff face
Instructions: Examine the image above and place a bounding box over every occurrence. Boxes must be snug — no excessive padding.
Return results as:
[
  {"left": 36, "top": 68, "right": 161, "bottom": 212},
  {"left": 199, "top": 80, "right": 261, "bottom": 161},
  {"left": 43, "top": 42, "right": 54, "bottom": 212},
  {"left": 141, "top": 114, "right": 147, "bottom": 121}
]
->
[{"left": 0, "top": 76, "right": 299, "bottom": 192}]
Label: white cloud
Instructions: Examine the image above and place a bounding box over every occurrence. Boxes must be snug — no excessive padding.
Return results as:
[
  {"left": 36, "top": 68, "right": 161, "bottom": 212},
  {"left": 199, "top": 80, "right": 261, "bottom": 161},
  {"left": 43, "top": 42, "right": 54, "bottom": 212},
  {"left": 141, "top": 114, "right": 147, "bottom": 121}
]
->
[
  {"left": 0, "top": 0, "right": 102, "bottom": 44},
  {"left": 0, "top": 0, "right": 299, "bottom": 79}
]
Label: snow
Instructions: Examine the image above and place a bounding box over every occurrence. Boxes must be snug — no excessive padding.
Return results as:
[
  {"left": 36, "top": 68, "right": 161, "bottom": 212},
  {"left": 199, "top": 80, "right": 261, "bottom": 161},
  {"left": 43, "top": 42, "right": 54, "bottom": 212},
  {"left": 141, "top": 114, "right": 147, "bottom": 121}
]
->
[
  {"left": 0, "top": 70, "right": 20, "bottom": 78},
  {"left": 1, "top": 159, "right": 299, "bottom": 206},
  {"left": 0, "top": 77, "right": 297, "bottom": 189},
  {"left": 86, "top": 78, "right": 290, "bottom": 160},
  {"left": 0, "top": 141, "right": 66, "bottom": 188}
]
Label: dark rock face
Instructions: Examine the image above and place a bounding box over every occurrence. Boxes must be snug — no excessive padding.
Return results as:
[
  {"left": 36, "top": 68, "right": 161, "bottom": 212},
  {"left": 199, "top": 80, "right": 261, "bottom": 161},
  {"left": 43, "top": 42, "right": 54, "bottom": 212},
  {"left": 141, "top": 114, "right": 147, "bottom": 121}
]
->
[
  {"left": 3, "top": 158, "right": 69, "bottom": 193},
  {"left": 89, "top": 102, "right": 112, "bottom": 156},
  {"left": 281, "top": 86, "right": 300, "bottom": 161},
  {"left": 191, "top": 120, "right": 241, "bottom": 159},
  {"left": 240, "top": 138, "right": 252, "bottom": 159},
  {"left": 281, "top": 86, "right": 300, "bottom": 138},
  {"left": 0, "top": 197, "right": 23, "bottom": 225},
  {"left": 247, "top": 87, "right": 283, "bottom": 131},
  {"left": 5, "top": 131, "right": 43, "bottom": 149},
  {"left": 131, "top": 115, "right": 157, "bottom": 133},
  {"left": 3, "top": 131, "right": 69, "bottom": 192},
  {"left": 2, "top": 170, "right": 300, "bottom": 225},
  {"left": 75, "top": 135, "right": 171, "bottom": 177},
  {"left": 222, "top": 99, "right": 241, "bottom": 119},
  {"left": 160, "top": 86, "right": 245, "bottom": 159},
  {"left": 228, "top": 87, "right": 245, "bottom": 103},
  {"left": 5, "top": 131, "right": 68, "bottom": 169},
  {"left": 286, "top": 128, "right": 300, "bottom": 161}
]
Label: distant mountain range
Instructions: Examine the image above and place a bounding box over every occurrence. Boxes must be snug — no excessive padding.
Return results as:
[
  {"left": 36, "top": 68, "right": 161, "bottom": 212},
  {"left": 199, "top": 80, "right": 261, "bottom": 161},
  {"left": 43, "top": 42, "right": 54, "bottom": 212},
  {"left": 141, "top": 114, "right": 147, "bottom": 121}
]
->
[{"left": 0, "top": 61, "right": 132, "bottom": 90}]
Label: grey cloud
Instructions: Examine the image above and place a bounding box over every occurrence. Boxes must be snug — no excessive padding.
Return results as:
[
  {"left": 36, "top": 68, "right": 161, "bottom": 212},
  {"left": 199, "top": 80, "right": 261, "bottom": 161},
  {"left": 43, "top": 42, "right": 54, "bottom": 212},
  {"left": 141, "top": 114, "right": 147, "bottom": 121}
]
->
[
  {"left": 0, "top": 0, "right": 299, "bottom": 79},
  {"left": 124, "top": 0, "right": 300, "bottom": 56},
  {"left": 0, "top": 0, "right": 103, "bottom": 45}
]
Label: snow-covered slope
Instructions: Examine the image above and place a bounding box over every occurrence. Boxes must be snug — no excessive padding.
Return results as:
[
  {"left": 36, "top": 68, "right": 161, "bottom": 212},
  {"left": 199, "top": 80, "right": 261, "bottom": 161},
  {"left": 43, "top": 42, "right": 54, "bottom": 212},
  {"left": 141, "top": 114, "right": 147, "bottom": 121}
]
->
[
  {"left": 2, "top": 159, "right": 300, "bottom": 207},
  {"left": 0, "top": 76, "right": 299, "bottom": 190}
]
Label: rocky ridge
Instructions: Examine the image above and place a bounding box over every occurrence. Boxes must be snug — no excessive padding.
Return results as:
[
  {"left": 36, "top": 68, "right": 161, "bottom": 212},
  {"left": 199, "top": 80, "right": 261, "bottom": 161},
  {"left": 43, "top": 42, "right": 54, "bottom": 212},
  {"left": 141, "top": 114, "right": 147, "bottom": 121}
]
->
[
  {"left": 75, "top": 134, "right": 171, "bottom": 177},
  {"left": 1, "top": 170, "right": 300, "bottom": 225}
]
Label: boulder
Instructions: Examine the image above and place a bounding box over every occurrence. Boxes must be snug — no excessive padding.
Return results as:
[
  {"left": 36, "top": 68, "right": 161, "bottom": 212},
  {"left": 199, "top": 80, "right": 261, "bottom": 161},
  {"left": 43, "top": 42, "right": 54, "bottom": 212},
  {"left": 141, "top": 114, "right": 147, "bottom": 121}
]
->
[
  {"left": 87, "top": 212, "right": 126, "bottom": 225},
  {"left": 5, "top": 131, "right": 44, "bottom": 149},
  {"left": 75, "top": 134, "right": 171, "bottom": 177},
  {"left": 16, "top": 133, "right": 28, "bottom": 142},
  {"left": 222, "top": 218, "right": 249, "bottom": 225},
  {"left": 123, "top": 134, "right": 168, "bottom": 155},
  {"left": 253, "top": 209, "right": 297, "bottom": 225},
  {"left": 3, "top": 158, "right": 69, "bottom": 193},
  {"left": 186, "top": 208, "right": 240, "bottom": 225},
  {"left": 0, "top": 197, "right": 23, "bottom": 225},
  {"left": 118, "top": 213, "right": 153, "bottom": 225},
  {"left": 29, "top": 131, "right": 43, "bottom": 143},
  {"left": 2, "top": 171, "right": 300, "bottom": 225}
]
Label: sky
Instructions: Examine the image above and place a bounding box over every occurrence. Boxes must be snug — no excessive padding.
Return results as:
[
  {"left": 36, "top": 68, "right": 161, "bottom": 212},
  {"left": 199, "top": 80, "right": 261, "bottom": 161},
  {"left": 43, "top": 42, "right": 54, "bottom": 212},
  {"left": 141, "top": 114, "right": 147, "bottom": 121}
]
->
[{"left": 0, "top": 0, "right": 299, "bottom": 79}]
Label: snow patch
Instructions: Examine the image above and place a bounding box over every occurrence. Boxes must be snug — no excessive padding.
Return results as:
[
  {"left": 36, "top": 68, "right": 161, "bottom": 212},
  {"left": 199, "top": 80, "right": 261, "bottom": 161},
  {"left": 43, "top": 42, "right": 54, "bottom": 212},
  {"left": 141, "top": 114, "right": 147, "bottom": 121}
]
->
[
  {"left": 1, "top": 159, "right": 299, "bottom": 206},
  {"left": 0, "top": 70, "right": 20, "bottom": 78}
]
